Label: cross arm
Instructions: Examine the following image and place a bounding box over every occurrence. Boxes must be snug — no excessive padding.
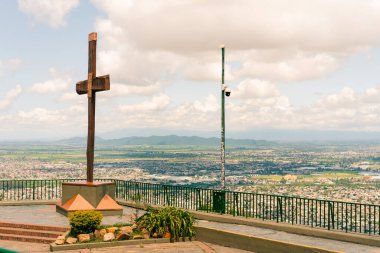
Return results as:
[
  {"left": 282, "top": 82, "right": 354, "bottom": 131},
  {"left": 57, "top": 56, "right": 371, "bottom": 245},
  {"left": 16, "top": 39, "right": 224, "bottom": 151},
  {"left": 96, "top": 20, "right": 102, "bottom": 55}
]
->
[{"left": 76, "top": 75, "right": 110, "bottom": 95}]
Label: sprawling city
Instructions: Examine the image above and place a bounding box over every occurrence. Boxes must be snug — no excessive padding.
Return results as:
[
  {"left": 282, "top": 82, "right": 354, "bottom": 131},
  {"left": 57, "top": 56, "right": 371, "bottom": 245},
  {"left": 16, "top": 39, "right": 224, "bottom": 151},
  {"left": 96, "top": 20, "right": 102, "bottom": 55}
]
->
[{"left": 1, "top": 137, "right": 379, "bottom": 205}]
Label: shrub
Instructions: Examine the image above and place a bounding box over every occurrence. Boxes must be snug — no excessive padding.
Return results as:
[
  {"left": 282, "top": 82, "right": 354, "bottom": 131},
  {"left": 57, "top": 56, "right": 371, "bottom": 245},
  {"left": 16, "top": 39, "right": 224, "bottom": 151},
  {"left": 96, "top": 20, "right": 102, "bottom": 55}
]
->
[
  {"left": 69, "top": 210, "right": 103, "bottom": 236},
  {"left": 136, "top": 206, "right": 195, "bottom": 240}
]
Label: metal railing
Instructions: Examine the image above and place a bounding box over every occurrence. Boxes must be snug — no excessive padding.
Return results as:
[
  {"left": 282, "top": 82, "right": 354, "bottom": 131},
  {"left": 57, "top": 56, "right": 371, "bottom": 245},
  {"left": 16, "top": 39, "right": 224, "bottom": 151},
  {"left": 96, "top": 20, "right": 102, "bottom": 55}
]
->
[
  {"left": 0, "top": 179, "right": 112, "bottom": 201},
  {"left": 115, "top": 180, "right": 380, "bottom": 236},
  {"left": 0, "top": 179, "right": 379, "bottom": 236}
]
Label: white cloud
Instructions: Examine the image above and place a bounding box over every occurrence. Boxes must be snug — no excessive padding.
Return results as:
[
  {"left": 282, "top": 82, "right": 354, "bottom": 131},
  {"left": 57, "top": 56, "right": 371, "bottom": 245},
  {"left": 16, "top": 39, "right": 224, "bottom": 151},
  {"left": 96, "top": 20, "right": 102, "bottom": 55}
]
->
[
  {"left": 17, "top": 108, "right": 66, "bottom": 123},
  {"left": 3, "top": 106, "right": 85, "bottom": 127},
  {"left": 18, "top": 0, "right": 79, "bottom": 28},
  {"left": 95, "top": 19, "right": 182, "bottom": 87},
  {"left": 89, "top": 0, "right": 380, "bottom": 95},
  {"left": 58, "top": 92, "right": 77, "bottom": 102},
  {"left": 0, "top": 85, "right": 23, "bottom": 110},
  {"left": 237, "top": 51, "right": 340, "bottom": 81},
  {"left": 108, "top": 84, "right": 380, "bottom": 133},
  {"left": 30, "top": 78, "right": 70, "bottom": 94},
  {"left": 194, "top": 95, "right": 218, "bottom": 112},
  {"left": 298, "top": 86, "right": 380, "bottom": 131},
  {"left": 166, "top": 85, "right": 380, "bottom": 132},
  {"left": 7, "top": 83, "right": 380, "bottom": 138},
  {"left": 314, "top": 87, "right": 357, "bottom": 109},
  {"left": 29, "top": 68, "right": 71, "bottom": 94},
  {"left": 7, "top": 1, "right": 380, "bottom": 138},
  {"left": 234, "top": 79, "right": 280, "bottom": 99},
  {"left": 59, "top": 82, "right": 161, "bottom": 102},
  {"left": 107, "top": 83, "right": 163, "bottom": 97},
  {"left": 118, "top": 93, "right": 170, "bottom": 112},
  {"left": 184, "top": 62, "right": 220, "bottom": 81},
  {"left": 81, "top": 0, "right": 380, "bottom": 134},
  {"left": 103, "top": 0, "right": 380, "bottom": 52}
]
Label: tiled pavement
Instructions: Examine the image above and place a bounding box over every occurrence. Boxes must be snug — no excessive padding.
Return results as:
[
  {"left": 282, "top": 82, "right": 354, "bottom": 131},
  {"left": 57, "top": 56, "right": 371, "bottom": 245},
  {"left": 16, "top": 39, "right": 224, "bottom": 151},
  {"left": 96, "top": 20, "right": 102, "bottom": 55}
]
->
[
  {"left": 0, "top": 205, "right": 379, "bottom": 253},
  {"left": 196, "top": 220, "right": 380, "bottom": 253},
  {"left": 0, "top": 205, "right": 251, "bottom": 252},
  {"left": 0, "top": 205, "right": 141, "bottom": 227}
]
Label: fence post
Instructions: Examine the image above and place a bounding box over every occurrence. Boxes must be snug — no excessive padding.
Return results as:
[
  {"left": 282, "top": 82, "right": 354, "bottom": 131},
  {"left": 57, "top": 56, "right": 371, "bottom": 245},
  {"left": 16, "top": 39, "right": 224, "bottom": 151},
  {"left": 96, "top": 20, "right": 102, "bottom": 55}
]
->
[
  {"left": 196, "top": 189, "right": 201, "bottom": 211},
  {"left": 115, "top": 180, "right": 118, "bottom": 198},
  {"left": 277, "top": 197, "right": 283, "bottom": 222},
  {"left": 32, "top": 180, "right": 35, "bottom": 200},
  {"left": 164, "top": 186, "right": 170, "bottom": 206},
  {"left": 326, "top": 202, "right": 329, "bottom": 230},
  {"left": 329, "top": 202, "right": 335, "bottom": 230}
]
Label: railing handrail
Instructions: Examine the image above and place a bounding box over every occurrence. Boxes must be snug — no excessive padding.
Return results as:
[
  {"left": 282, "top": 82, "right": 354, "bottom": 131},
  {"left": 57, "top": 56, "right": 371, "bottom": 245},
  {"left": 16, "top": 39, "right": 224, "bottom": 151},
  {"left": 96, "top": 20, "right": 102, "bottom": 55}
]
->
[
  {"left": 1, "top": 178, "right": 379, "bottom": 236},
  {"left": 0, "top": 178, "right": 378, "bottom": 207},
  {"left": 113, "top": 179, "right": 380, "bottom": 207}
]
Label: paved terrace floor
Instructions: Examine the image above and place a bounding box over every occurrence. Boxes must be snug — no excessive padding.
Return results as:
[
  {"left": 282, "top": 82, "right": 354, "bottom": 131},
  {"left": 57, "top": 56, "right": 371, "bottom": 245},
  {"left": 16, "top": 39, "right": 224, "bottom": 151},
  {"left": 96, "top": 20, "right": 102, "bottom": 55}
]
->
[
  {"left": 0, "top": 204, "right": 140, "bottom": 227},
  {"left": 197, "top": 220, "right": 379, "bottom": 253},
  {"left": 0, "top": 205, "right": 379, "bottom": 253}
]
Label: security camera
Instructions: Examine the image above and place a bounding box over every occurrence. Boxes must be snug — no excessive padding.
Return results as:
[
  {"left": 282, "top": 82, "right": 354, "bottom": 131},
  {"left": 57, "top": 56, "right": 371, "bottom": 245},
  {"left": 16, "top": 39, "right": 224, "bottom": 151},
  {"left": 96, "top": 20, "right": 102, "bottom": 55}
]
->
[{"left": 225, "top": 87, "right": 231, "bottom": 97}]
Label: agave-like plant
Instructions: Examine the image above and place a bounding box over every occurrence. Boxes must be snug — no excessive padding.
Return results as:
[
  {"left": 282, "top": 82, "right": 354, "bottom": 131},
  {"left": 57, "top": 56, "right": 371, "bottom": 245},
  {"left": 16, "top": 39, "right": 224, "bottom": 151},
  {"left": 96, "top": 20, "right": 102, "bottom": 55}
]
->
[{"left": 136, "top": 206, "right": 195, "bottom": 240}]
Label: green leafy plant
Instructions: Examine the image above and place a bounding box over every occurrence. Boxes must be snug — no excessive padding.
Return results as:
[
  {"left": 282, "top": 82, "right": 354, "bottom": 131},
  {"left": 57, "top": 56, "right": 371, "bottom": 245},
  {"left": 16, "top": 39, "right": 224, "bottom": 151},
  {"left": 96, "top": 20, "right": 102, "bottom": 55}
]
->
[
  {"left": 136, "top": 206, "right": 195, "bottom": 240},
  {"left": 69, "top": 210, "right": 103, "bottom": 236}
]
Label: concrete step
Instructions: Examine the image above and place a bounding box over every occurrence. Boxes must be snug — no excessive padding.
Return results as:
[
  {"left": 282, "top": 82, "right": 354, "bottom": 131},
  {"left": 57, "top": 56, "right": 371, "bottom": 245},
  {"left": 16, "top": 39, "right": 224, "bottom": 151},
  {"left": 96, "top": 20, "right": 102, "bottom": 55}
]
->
[
  {"left": 0, "top": 233, "right": 55, "bottom": 244},
  {"left": 0, "top": 227, "right": 61, "bottom": 238},
  {"left": 0, "top": 222, "right": 68, "bottom": 232},
  {"left": 0, "top": 222, "right": 68, "bottom": 244}
]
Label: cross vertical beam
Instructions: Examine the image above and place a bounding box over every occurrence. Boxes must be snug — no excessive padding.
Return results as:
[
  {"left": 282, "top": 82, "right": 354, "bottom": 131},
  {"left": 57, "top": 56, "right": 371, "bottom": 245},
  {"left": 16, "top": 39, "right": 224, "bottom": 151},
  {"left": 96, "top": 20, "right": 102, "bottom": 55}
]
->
[
  {"left": 87, "top": 32, "right": 97, "bottom": 183},
  {"left": 76, "top": 32, "right": 110, "bottom": 183}
]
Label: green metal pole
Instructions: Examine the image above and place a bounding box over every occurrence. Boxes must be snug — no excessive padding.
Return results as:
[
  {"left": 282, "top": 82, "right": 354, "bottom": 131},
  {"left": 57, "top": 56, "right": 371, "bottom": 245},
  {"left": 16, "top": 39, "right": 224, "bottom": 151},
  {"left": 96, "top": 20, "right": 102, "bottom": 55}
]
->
[{"left": 220, "top": 46, "right": 225, "bottom": 189}]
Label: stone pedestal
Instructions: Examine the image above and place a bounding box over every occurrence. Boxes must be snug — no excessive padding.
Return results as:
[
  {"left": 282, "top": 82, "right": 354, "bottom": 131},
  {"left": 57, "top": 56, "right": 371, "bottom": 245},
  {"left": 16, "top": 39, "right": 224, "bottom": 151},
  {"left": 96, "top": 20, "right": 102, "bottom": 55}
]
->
[{"left": 56, "top": 181, "right": 123, "bottom": 216}]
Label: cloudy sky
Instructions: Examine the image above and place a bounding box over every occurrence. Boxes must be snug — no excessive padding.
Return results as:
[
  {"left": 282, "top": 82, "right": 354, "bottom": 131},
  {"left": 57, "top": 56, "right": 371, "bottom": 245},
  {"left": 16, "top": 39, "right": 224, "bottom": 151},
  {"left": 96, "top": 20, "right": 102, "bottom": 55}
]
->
[{"left": 2, "top": 0, "right": 380, "bottom": 140}]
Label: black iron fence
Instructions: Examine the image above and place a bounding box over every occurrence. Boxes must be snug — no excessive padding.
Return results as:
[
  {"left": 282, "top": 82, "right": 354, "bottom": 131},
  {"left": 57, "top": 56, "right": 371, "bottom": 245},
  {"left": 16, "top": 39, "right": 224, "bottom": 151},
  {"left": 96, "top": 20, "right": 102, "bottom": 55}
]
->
[
  {"left": 0, "top": 179, "right": 379, "bottom": 236},
  {"left": 116, "top": 180, "right": 380, "bottom": 236},
  {"left": 0, "top": 179, "right": 111, "bottom": 201}
]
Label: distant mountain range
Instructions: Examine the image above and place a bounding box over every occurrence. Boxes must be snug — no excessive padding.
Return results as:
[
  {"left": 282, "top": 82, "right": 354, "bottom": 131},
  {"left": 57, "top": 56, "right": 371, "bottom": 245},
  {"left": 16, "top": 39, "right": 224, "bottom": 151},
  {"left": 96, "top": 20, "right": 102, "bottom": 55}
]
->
[
  {"left": 97, "top": 128, "right": 380, "bottom": 142},
  {"left": 51, "top": 135, "right": 272, "bottom": 146},
  {"left": 3, "top": 127, "right": 380, "bottom": 143},
  {"left": 2, "top": 134, "right": 380, "bottom": 146}
]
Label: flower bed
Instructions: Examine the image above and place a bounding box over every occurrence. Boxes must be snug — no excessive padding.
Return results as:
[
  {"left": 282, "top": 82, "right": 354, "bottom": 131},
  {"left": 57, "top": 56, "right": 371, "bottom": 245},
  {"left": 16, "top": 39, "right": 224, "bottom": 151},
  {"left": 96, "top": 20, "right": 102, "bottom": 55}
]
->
[{"left": 51, "top": 207, "right": 195, "bottom": 250}]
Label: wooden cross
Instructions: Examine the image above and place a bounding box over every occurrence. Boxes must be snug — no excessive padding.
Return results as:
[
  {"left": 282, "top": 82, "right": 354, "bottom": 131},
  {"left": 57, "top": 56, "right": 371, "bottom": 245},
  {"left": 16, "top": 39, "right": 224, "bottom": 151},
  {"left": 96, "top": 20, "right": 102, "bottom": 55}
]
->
[{"left": 76, "top": 32, "right": 110, "bottom": 183}]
